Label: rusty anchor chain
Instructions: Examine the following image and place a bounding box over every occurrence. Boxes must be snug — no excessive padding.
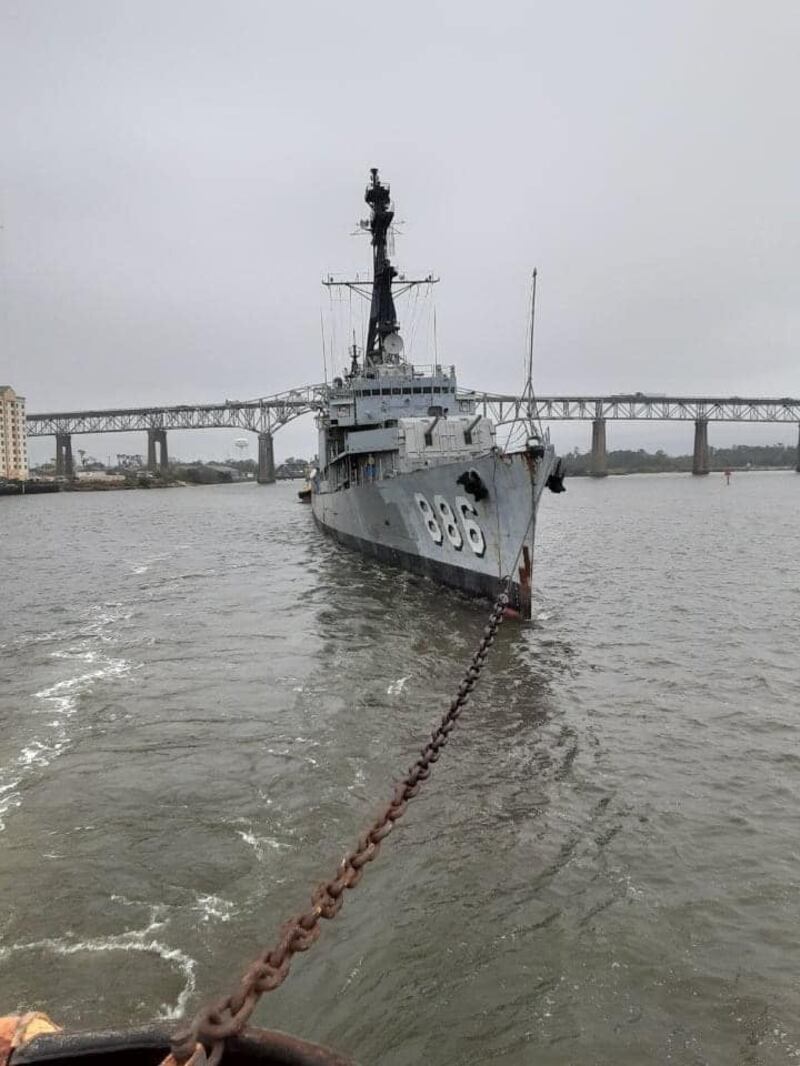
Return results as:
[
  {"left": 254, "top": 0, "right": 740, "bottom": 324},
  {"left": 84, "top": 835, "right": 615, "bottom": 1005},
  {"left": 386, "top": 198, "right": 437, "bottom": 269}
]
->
[{"left": 170, "top": 581, "right": 511, "bottom": 1065}]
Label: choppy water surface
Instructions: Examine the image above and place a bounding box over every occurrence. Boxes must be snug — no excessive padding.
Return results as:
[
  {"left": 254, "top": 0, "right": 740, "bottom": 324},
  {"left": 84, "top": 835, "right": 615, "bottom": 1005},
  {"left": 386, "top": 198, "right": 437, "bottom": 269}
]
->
[{"left": 1, "top": 473, "right": 799, "bottom": 1064}]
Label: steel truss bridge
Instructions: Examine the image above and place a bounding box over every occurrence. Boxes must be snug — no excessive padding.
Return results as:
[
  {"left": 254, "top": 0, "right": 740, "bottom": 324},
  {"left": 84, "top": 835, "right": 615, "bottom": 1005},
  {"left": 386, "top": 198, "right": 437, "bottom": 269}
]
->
[
  {"left": 25, "top": 386, "right": 327, "bottom": 482},
  {"left": 25, "top": 385, "right": 327, "bottom": 438},
  {"left": 479, "top": 394, "right": 800, "bottom": 425},
  {"left": 26, "top": 390, "right": 800, "bottom": 480},
  {"left": 476, "top": 394, "right": 800, "bottom": 475}
]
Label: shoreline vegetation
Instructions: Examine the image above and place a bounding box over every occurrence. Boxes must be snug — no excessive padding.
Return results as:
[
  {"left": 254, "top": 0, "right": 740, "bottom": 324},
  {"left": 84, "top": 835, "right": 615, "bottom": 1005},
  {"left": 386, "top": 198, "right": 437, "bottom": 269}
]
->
[
  {"left": 7, "top": 446, "right": 797, "bottom": 495},
  {"left": 11, "top": 457, "right": 309, "bottom": 492},
  {"left": 562, "top": 442, "right": 797, "bottom": 477}
]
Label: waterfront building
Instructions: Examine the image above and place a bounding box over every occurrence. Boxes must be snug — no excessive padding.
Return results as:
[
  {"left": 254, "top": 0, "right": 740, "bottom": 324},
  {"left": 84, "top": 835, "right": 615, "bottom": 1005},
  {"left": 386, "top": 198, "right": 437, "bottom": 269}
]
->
[{"left": 0, "top": 386, "right": 29, "bottom": 481}]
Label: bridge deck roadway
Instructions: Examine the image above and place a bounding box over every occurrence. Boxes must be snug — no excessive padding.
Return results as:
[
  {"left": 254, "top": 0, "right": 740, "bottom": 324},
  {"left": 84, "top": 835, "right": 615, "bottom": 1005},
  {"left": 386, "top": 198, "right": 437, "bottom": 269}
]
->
[
  {"left": 477, "top": 395, "right": 800, "bottom": 425},
  {"left": 25, "top": 388, "right": 324, "bottom": 437},
  {"left": 26, "top": 393, "right": 800, "bottom": 436}
]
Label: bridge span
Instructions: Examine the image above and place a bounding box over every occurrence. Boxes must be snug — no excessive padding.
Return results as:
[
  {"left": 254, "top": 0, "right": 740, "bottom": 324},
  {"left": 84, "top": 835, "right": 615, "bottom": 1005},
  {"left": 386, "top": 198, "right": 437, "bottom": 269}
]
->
[
  {"left": 26, "top": 391, "right": 800, "bottom": 480},
  {"left": 477, "top": 394, "right": 800, "bottom": 476},
  {"left": 26, "top": 386, "right": 325, "bottom": 483}
]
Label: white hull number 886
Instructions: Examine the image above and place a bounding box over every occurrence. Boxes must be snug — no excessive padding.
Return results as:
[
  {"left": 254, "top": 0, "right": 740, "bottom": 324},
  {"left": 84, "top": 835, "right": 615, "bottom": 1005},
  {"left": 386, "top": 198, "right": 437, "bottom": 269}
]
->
[{"left": 414, "top": 493, "right": 486, "bottom": 556}]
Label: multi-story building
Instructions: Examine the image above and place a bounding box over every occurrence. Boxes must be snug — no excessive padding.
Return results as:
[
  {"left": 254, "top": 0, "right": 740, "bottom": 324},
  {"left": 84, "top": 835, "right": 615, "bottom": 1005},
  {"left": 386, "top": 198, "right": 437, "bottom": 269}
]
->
[{"left": 0, "top": 386, "right": 29, "bottom": 481}]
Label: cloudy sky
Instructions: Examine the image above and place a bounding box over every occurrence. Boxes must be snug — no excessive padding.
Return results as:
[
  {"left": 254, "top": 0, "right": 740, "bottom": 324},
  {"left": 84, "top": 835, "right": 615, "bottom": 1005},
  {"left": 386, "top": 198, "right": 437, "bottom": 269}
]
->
[{"left": 2, "top": 0, "right": 798, "bottom": 463}]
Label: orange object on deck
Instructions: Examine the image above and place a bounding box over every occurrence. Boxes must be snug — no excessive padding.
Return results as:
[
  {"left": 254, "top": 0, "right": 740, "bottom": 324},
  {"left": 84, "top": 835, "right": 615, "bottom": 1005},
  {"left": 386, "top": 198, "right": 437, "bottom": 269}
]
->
[{"left": 0, "top": 1015, "right": 61, "bottom": 1066}]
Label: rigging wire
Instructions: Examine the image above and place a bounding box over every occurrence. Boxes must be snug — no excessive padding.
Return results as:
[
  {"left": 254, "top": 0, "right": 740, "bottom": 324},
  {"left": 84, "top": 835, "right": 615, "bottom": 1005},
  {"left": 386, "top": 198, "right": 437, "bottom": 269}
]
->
[
  {"left": 524, "top": 269, "right": 546, "bottom": 441},
  {"left": 407, "top": 283, "right": 422, "bottom": 359},
  {"left": 320, "top": 310, "right": 328, "bottom": 385},
  {"left": 348, "top": 283, "right": 355, "bottom": 369},
  {"left": 499, "top": 270, "right": 546, "bottom": 453},
  {"left": 329, "top": 287, "right": 337, "bottom": 377},
  {"left": 361, "top": 270, "right": 367, "bottom": 356}
]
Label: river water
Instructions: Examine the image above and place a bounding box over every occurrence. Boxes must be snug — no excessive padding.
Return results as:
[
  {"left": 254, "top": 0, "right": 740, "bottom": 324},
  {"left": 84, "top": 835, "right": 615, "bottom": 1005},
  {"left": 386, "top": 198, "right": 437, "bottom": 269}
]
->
[{"left": 1, "top": 472, "right": 799, "bottom": 1065}]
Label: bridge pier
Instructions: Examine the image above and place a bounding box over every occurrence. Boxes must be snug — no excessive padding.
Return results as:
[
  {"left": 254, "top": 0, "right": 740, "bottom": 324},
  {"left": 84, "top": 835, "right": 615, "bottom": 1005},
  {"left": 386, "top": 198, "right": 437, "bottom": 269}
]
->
[
  {"left": 590, "top": 418, "right": 608, "bottom": 477},
  {"left": 257, "top": 432, "right": 275, "bottom": 484},
  {"left": 796, "top": 424, "right": 800, "bottom": 473},
  {"left": 692, "top": 419, "right": 710, "bottom": 475},
  {"left": 147, "top": 429, "right": 169, "bottom": 473},
  {"left": 55, "top": 432, "right": 74, "bottom": 479}
]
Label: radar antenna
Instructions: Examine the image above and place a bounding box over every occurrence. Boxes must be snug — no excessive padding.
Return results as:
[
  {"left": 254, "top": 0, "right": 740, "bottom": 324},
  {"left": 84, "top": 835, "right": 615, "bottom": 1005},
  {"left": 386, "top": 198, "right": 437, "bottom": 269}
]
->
[{"left": 322, "top": 168, "right": 439, "bottom": 368}]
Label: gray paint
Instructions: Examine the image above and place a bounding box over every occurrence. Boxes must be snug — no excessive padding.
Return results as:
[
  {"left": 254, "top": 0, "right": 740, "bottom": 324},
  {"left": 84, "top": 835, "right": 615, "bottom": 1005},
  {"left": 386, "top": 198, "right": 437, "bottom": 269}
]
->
[{"left": 311, "top": 447, "right": 556, "bottom": 613}]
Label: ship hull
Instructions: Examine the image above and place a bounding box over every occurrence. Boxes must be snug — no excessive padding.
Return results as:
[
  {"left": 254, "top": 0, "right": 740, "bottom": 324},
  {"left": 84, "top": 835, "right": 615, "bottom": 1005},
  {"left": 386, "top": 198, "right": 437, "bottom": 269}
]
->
[{"left": 311, "top": 447, "right": 556, "bottom": 616}]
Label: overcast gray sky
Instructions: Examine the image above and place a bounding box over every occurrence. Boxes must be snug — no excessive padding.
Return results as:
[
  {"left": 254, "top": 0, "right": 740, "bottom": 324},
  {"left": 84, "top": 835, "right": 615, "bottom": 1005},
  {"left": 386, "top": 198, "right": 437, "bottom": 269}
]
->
[{"left": 2, "top": 0, "right": 799, "bottom": 463}]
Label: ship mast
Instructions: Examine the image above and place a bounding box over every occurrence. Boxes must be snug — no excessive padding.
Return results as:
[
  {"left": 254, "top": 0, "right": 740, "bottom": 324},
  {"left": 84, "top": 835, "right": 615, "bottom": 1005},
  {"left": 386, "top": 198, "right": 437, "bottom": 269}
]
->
[
  {"left": 322, "top": 168, "right": 439, "bottom": 372},
  {"left": 364, "top": 168, "right": 398, "bottom": 365}
]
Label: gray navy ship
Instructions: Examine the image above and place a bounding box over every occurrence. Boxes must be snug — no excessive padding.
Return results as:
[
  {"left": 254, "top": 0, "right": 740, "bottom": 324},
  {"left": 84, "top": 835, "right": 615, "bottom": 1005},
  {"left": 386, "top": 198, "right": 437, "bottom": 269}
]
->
[{"left": 311, "top": 169, "right": 563, "bottom": 618}]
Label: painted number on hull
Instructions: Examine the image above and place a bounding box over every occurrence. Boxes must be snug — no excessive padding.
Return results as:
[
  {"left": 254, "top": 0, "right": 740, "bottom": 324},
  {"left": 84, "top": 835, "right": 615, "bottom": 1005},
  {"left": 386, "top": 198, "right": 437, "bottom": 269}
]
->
[
  {"left": 456, "top": 496, "right": 486, "bottom": 556},
  {"left": 434, "top": 495, "right": 463, "bottom": 550},
  {"left": 415, "top": 493, "right": 486, "bottom": 557},
  {"left": 414, "top": 493, "right": 443, "bottom": 544}
]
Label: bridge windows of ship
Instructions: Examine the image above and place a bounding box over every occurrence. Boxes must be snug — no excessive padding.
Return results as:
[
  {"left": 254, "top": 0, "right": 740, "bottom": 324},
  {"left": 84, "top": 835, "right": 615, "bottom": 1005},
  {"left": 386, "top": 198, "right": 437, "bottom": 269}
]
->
[{"left": 350, "top": 386, "right": 456, "bottom": 397}]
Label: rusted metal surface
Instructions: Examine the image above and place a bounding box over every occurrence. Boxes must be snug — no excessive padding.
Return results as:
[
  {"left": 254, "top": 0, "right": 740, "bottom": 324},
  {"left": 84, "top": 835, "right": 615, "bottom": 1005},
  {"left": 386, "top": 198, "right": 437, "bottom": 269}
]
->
[
  {"left": 160, "top": 1041, "right": 208, "bottom": 1066},
  {"left": 171, "top": 586, "right": 511, "bottom": 1064},
  {"left": 9, "top": 1026, "right": 355, "bottom": 1066},
  {"left": 517, "top": 545, "right": 532, "bottom": 619}
]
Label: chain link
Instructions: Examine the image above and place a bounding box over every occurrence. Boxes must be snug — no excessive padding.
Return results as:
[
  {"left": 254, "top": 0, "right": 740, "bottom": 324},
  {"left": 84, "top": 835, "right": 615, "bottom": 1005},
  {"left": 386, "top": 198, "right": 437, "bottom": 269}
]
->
[{"left": 171, "top": 583, "right": 511, "bottom": 1064}]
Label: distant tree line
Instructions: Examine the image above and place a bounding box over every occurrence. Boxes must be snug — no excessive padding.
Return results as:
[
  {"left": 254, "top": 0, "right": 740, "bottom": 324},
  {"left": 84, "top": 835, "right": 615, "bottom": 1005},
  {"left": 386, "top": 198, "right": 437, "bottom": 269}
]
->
[
  {"left": 562, "top": 443, "right": 797, "bottom": 476},
  {"left": 173, "top": 465, "right": 233, "bottom": 484},
  {"left": 169, "top": 457, "right": 311, "bottom": 483},
  {"left": 223, "top": 459, "right": 257, "bottom": 473}
]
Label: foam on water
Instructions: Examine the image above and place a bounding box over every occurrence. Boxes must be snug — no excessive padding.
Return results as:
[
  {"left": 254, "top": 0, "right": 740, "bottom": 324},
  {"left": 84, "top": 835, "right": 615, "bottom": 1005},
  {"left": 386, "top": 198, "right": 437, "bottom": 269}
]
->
[
  {"left": 0, "top": 780, "right": 22, "bottom": 829},
  {"left": 192, "top": 894, "right": 236, "bottom": 923},
  {"left": 347, "top": 766, "right": 366, "bottom": 794},
  {"left": 0, "top": 603, "right": 134, "bottom": 832},
  {"left": 4, "top": 628, "right": 73, "bottom": 651},
  {"left": 236, "top": 828, "right": 290, "bottom": 861},
  {"left": 387, "top": 675, "right": 410, "bottom": 695},
  {"left": 0, "top": 903, "right": 197, "bottom": 1020}
]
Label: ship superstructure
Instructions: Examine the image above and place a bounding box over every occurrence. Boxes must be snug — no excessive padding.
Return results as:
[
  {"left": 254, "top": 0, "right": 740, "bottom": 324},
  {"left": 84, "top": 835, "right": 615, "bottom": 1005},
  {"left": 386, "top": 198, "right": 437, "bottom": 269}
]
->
[{"left": 311, "top": 169, "right": 561, "bottom": 616}]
